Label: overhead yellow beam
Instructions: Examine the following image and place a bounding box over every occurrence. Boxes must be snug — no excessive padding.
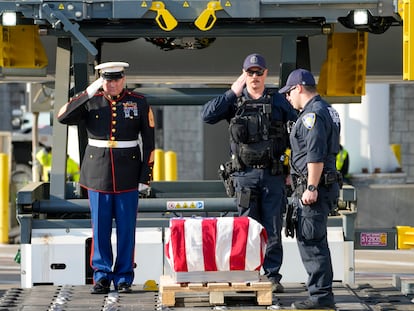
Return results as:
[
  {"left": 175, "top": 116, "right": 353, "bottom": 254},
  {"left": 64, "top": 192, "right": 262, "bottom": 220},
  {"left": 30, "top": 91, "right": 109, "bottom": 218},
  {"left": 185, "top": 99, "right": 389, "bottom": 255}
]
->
[
  {"left": 402, "top": 0, "right": 413, "bottom": 80},
  {"left": 318, "top": 31, "right": 367, "bottom": 97},
  {"left": 0, "top": 25, "right": 48, "bottom": 76}
]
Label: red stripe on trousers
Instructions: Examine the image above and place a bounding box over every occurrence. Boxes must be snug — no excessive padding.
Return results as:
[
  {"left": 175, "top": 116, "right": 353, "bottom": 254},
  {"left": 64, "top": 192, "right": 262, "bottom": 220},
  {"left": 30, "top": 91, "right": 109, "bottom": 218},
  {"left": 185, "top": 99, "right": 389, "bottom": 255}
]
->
[
  {"left": 230, "top": 217, "right": 249, "bottom": 270},
  {"left": 202, "top": 218, "right": 218, "bottom": 271},
  {"left": 170, "top": 219, "right": 188, "bottom": 272}
]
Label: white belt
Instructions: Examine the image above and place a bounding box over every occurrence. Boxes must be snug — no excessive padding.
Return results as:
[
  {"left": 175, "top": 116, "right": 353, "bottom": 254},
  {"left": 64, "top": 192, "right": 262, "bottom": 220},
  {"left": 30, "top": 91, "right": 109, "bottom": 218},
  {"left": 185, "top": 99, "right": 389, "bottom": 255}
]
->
[{"left": 88, "top": 138, "right": 139, "bottom": 148}]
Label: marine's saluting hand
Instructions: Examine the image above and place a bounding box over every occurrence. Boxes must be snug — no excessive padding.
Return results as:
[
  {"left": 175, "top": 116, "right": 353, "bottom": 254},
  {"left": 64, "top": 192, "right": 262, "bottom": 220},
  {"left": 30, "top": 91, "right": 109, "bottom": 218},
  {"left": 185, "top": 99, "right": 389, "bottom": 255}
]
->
[{"left": 86, "top": 77, "right": 104, "bottom": 98}]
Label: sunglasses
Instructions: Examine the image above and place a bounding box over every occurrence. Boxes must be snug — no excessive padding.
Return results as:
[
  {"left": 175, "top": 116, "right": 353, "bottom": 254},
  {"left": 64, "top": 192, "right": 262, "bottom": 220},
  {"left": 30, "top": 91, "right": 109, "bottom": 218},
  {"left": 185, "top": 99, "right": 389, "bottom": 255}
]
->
[
  {"left": 246, "top": 69, "right": 265, "bottom": 77},
  {"left": 286, "top": 86, "right": 297, "bottom": 96}
]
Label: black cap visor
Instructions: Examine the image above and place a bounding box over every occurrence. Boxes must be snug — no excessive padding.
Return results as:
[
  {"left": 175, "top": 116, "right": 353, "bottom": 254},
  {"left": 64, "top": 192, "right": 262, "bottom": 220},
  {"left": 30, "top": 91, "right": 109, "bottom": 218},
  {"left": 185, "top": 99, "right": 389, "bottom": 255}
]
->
[
  {"left": 279, "top": 85, "right": 294, "bottom": 94},
  {"left": 102, "top": 71, "right": 125, "bottom": 80}
]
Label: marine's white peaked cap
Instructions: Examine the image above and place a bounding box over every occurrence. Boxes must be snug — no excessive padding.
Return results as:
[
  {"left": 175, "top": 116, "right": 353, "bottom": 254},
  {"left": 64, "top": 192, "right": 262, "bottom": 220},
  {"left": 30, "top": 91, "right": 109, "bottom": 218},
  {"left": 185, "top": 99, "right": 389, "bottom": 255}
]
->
[
  {"left": 95, "top": 62, "right": 129, "bottom": 80},
  {"left": 95, "top": 61, "right": 129, "bottom": 73}
]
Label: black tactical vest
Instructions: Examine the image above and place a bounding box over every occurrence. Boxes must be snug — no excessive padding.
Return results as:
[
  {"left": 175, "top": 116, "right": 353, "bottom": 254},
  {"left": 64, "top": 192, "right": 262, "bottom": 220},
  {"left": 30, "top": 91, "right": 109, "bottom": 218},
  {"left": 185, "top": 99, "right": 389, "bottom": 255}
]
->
[{"left": 229, "top": 94, "right": 287, "bottom": 168}]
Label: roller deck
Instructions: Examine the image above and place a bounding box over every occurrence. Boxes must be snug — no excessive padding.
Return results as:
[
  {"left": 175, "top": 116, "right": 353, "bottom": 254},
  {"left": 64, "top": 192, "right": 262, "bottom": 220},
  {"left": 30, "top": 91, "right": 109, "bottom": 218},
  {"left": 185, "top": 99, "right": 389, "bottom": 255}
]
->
[
  {"left": 1, "top": 245, "right": 414, "bottom": 310},
  {"left": 1, "top": 277, "right": 413, "bottom": 310}
]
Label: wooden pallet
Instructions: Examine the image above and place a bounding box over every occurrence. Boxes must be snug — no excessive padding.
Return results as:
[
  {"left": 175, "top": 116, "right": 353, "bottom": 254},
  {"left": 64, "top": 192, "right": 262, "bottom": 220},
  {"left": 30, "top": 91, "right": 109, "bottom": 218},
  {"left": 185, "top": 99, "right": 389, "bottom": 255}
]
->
[{"left": 159, "top": 275, "right": 272, "bottom": 306}]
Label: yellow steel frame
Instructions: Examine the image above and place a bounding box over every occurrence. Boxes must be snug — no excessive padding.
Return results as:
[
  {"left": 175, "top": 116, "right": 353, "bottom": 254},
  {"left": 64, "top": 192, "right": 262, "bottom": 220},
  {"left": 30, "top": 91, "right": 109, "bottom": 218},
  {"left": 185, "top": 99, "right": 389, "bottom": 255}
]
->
[
  {"left": 318, "top": 31, "right": 368, "bottom": 97},
  {"left": 402, "top": 0, "right": 413, "bottom": 80},
  {"left": 0, "top": 25, "right": 48, "bottom": 72}
]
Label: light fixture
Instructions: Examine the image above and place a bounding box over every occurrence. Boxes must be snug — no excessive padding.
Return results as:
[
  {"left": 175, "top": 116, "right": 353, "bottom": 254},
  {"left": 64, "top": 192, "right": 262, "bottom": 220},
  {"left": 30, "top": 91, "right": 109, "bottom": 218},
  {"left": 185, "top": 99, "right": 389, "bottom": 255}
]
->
[
  {"left": 339, "top": 9, "right": 396, "bottom": 34},
  {"left": 352, "top": 9, "right": 369, "bottom": 26},
  {"left": 2, "top": 11, "right": 17, "bottom": 26}
]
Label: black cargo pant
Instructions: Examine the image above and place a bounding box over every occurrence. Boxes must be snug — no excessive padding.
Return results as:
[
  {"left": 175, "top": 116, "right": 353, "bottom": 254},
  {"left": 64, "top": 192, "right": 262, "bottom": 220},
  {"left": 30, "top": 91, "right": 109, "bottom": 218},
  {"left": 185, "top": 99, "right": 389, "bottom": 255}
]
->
[
  {"left": 233, "top": 167, "right": 286, "bottom": 283},
  {"left": 292, "top": 183, "right": 339, "bottom": 305}
]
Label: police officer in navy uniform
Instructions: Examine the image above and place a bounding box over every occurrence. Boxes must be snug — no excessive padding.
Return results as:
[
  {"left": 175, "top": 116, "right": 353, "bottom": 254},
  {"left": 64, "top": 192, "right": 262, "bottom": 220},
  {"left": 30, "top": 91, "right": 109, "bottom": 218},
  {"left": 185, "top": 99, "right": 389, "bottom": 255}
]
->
[
  {"left": 58, "top": 62, "right": 155, "bottom": 294},
  {"left": 279, "top": 68, "right": 340, "bottom": 309},
  {"left": 202, "top": 54, "right": 297, "bottom": 293}
]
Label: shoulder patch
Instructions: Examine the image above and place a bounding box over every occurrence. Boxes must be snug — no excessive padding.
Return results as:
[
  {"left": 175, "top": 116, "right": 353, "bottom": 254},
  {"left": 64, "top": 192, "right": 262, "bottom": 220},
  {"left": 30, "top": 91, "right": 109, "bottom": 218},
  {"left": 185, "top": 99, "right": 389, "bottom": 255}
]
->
[
  {"left": 302, "top": 113, "right": 316, "bottom": 129},
  {"left": 327, "top": 107, "right": 341, "bottom": 127}
]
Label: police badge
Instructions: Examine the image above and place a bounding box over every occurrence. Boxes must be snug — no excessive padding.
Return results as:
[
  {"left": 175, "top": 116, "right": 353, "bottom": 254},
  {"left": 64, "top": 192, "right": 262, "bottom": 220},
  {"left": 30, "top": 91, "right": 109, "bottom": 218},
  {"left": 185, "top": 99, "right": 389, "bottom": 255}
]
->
[{"left": 302, "top": 113, "right": 316, "bottom": 129}]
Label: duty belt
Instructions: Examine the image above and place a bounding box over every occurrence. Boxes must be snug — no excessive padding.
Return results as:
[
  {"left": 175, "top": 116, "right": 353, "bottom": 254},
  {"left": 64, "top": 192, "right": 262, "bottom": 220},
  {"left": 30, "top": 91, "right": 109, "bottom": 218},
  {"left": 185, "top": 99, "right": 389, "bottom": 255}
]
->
[
  {"left": 250, "top": 164, "right": 268, "bottom": 169},
  {"left": 88, "top": 138, "right": 139, "bottom": 148},
  {"left": 291, "top": 171, "right": 342, "bottom": 188},
  {"left": 291, "top": 175, "right": 306, "bottom": 188}
]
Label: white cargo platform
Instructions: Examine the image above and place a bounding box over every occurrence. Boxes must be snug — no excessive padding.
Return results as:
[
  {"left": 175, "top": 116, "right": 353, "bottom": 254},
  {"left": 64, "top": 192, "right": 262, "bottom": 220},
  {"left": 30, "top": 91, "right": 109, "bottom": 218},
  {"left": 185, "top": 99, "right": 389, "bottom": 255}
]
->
[
  {"left": 20, "top": 225, "right": 353, "bottom": 288},
  {"left": 21, "top": 227, "right": 163, "bottom": 288}
]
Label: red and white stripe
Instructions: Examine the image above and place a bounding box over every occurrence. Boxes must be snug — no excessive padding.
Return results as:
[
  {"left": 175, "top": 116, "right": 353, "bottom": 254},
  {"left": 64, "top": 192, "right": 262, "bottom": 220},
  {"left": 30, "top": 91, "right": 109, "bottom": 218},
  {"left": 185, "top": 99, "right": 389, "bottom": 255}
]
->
[{"left": 165, "top": 217, "right": 268, "bottom": 272}]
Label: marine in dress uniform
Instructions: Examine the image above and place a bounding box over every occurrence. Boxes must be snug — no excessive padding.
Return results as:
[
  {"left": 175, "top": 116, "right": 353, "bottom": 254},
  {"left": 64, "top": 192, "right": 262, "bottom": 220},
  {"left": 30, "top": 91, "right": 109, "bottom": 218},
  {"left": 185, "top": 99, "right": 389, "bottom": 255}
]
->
[
  {"left": 279, "top": 68, "right": 340, "bottom": 309},
  {"left": 57, "top": 62, "right": 155, "bottom": 294},
  {"left": 202, "top": 54, "right": 297, "bottom": 293}
]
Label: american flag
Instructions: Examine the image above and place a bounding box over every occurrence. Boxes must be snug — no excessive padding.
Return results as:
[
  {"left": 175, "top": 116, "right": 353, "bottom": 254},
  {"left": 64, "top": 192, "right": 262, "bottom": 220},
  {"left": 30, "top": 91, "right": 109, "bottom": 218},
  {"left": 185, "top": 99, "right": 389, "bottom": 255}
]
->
[{"left": 165, "top": 216, "right": 268, "bottom": 272}]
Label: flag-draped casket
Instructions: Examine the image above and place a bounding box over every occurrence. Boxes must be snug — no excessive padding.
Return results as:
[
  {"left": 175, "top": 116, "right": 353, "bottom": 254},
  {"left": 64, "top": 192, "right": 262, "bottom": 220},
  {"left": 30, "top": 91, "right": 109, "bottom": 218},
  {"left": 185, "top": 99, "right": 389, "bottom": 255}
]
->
[{"left": 165, "top": 216, "right": 268, "bottom": 273}]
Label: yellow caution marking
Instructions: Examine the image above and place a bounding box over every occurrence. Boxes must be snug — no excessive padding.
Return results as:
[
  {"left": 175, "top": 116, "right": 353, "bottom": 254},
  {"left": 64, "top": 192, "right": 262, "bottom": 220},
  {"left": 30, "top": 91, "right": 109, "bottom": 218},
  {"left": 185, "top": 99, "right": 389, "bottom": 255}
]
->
[
  {"left": 183, "top": 1, "right": 190, "bottom": 7},
  {"left": 141, "top": 1, "right": 148, "bottom": 7},
  {"left": 58, "top": 3, "right": 65, "bottom": 10},
  {"left": 225, "top": 1, "right": 232, "bottom": 7}
]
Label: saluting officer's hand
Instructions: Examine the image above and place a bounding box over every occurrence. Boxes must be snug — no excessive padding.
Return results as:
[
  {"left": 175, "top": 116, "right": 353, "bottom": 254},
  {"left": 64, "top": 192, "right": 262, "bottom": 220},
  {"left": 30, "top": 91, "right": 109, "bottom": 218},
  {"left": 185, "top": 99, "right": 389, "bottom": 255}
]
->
[
  {"left": 231, "top": 72, "right": 247, "bottom": 97},
  {"left": 86, "top": 77, "right": 104, "bottom": 98}
]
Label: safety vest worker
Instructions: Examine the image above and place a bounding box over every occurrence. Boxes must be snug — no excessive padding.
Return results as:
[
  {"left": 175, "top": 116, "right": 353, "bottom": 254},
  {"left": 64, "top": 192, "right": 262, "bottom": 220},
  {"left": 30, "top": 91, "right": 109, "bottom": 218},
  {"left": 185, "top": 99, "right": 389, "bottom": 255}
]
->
[
  {"left": 36, "top": 148, "right": 80, "bottom": 182},
  {"left": 336, "top": 145, "right": 349, "bottom": 177}
]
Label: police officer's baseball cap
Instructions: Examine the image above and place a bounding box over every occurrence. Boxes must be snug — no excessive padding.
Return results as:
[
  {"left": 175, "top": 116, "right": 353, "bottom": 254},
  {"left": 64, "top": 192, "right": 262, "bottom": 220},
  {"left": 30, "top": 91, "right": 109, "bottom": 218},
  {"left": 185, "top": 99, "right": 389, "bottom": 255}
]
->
[
  {"left": 279, "top": 68, "right": 316, "bottom": 94},
  {"left": 243, "top": 53, "right": 267, "bottom": 70},
  {"left": 95, "top": 61, "right": 129, "bottom": 80}
]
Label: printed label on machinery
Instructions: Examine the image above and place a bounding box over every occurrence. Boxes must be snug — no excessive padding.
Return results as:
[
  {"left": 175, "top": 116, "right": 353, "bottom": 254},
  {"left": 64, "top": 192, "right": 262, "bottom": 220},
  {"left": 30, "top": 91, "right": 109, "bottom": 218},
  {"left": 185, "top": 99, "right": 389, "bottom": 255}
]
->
[
  {"left": 360, "top": 232, "right": 388, "bottom": 247},
  {"left": 166, "top": 201, "right": 204, "bottom": 210}
]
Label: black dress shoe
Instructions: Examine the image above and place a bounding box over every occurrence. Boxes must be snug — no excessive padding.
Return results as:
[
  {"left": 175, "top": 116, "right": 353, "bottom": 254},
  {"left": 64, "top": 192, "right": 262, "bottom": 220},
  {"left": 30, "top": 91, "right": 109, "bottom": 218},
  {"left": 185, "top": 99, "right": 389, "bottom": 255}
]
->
[
  {"left": 91, "top": 278, "right": 110, "bottom": 294},
  {"left": 291, "top": 299, "right": 336, "bottom": 309},
  {"left": 116, "top": 282, "right": 132, "bottom": 293},
  {"left": 271, "top": 281, "right": 284, "bottom": 293}
]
